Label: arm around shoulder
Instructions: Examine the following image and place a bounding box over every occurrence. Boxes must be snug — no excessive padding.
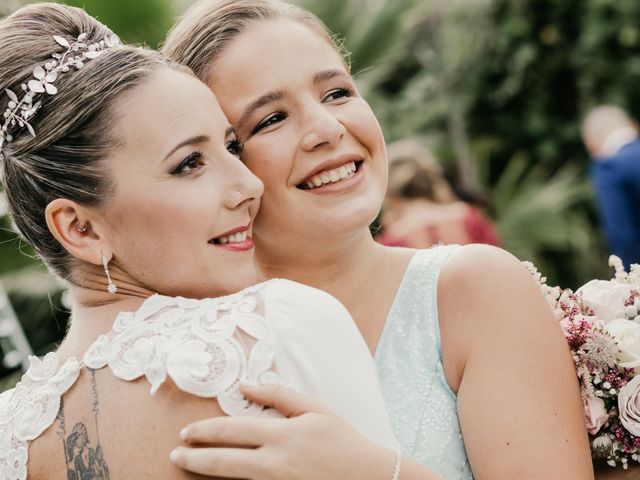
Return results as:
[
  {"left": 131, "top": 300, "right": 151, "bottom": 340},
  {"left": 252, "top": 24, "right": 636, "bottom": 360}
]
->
[{"left": 438, "top": 244, "right": 594, "bottom": 479}]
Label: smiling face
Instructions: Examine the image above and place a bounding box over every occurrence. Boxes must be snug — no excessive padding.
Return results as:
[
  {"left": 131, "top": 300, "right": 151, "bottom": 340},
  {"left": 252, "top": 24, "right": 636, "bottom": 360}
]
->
[
  {"left": 208, "top": 19, "right": 388, "bottom": 255},
  {"left": 102, "top": 68, "right": 263, "bottom": 298}
]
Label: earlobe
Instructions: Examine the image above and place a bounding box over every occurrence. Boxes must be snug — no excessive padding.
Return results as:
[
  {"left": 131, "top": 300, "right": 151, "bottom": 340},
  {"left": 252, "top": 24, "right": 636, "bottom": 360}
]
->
[{"left": 45, "top": 199, "right": 108, "bottom": 266}]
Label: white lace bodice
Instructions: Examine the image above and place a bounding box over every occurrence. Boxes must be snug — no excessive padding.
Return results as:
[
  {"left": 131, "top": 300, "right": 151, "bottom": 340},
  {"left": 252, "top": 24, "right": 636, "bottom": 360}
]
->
[{"left": 0, "top": 279, "right": 399, "bottom": 479}]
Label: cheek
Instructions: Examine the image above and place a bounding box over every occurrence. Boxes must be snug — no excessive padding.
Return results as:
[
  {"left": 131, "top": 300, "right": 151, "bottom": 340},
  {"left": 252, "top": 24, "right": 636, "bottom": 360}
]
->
[
  {"left": 107, "top": 187, "right": 213, "bottom": 252},
  {"left": 244, "top": 141, "right": 292, "bottom": 197},
  {"left": 357, "top": 105, "right": 386, "bottom": 156}
]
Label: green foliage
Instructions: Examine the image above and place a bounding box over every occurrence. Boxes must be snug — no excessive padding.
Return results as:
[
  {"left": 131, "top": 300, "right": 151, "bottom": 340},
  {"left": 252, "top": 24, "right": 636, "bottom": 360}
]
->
[{"left": 62, "top": 0, "right": 175, "bottom": 48}]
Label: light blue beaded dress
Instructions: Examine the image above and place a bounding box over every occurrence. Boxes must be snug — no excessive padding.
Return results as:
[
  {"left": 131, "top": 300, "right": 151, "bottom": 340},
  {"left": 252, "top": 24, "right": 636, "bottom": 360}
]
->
[{"left": 375, "top": 245, "right": 473, "bottom": 479}]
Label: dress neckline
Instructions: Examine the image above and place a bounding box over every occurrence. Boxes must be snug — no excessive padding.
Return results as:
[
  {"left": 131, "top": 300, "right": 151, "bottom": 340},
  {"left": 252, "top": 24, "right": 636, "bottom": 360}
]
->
[{"left": 373, "top": 249, "right": 422, "bottom": 358}]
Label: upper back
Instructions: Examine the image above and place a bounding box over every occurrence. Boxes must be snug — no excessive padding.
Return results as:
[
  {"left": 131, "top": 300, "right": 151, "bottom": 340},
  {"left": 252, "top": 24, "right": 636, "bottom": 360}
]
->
[
  {"left": 27, "top": 364, "right": 220, "bottom": 479},
  {"left": 1, "top": 279, "right": 398, "bottom": 479}
]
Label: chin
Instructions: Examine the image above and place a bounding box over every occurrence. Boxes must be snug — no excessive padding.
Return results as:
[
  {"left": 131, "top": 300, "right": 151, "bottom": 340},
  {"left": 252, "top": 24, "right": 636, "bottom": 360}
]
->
[{"left": 326, "top": 200, "right": 382, "bottom": 231}]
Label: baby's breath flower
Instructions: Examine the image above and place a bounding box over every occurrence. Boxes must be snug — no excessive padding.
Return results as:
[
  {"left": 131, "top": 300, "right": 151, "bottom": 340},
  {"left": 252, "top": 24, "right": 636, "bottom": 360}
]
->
[{"left": 580, "top": 332, "right": 618, "bottom": 369}]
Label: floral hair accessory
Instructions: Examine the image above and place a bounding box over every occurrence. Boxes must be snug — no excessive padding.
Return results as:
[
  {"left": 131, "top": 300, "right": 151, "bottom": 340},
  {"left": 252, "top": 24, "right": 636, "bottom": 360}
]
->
[{"left": 0, "top": 33, "right": 122, "bottom": 153}]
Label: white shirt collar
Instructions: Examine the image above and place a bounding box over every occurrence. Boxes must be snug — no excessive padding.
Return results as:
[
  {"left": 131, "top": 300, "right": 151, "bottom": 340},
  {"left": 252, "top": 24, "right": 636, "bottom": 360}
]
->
[{"left": 601, "top": 127, "right": 638, "bottom": 157}]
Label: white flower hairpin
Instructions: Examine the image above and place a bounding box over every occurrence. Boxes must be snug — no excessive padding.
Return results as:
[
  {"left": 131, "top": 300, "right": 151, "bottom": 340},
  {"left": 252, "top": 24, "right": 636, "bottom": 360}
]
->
[{"left": 0, "top": 33, "right": 122, "bottom": 151}]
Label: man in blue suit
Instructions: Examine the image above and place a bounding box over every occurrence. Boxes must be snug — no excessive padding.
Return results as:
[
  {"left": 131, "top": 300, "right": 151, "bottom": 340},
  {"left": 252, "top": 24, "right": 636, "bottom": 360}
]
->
[{"left": 582, "top": 105, "right": 640, "bottom": 268}]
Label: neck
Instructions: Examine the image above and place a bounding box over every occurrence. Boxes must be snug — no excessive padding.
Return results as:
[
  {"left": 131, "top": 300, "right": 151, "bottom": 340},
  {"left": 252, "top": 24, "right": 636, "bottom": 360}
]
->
[
  {"left": 255, "top": 227, "right": 400, "bottom": 320},
  {"left": 57, "top": 267, "right": 155, "bottom": 359}
]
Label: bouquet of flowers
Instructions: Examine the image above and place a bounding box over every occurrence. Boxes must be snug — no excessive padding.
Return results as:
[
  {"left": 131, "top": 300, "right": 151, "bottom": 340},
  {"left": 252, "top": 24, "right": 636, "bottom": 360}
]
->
[{"left": 525, "top": 257, "right": 640, "bottom": 469}]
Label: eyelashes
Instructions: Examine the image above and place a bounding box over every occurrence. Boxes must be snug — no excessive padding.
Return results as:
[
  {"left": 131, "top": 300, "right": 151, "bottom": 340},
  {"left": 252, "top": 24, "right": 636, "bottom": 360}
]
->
[
  {"left": 226, "top": 139, "right": 244, "bottom": 157},
  {"left": 170, "top": 138, "right": 244, "bottom": 176},
  {"left": 252, "top": 113, "right": 286, "bottom": 135},
  {"left": 250, "top": 86, "right": 355, "bottom": 135},
  {"left": 171, "top": 150, "right": 204, "bottom": 175},
  {"left": 322, "top": 87, "right": 353, "bottom": 102}
]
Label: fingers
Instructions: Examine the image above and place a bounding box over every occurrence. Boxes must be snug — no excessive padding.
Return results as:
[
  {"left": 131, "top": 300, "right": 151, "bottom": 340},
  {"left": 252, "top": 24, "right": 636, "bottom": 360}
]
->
[
  {"left": 182, "top": 416, "right": 280, "bottom": 446},
  {"left": 240, "top": 383, "right": 332, "bottom": 417},
  {"left": 170, "top": 446, "right": 262, "bottom": 478}
]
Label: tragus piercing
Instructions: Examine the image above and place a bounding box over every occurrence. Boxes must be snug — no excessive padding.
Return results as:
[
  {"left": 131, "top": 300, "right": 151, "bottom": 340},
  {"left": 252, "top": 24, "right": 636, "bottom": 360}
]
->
[{"left": 101, "top": 253, "right": 117, "bottom": 295}]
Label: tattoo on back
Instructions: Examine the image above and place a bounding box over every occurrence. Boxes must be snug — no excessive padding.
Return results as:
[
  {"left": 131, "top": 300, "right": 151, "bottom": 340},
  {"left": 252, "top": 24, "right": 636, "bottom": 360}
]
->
[{"left": 58, "top": 368, "right": 110, "bottom": 480}]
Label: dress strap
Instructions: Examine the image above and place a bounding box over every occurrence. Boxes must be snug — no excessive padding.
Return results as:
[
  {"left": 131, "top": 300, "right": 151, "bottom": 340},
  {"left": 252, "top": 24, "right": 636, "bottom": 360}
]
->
[{"left": 0, "top": 353, "right": 80, "bottom": 480}]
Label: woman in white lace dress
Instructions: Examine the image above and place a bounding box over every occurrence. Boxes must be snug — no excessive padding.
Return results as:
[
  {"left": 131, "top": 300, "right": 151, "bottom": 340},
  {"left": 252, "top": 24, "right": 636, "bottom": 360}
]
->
[
  {"left": 163, "top": 1, "right": 595, "bottom": 479},
  {"left": 0, "top": 4, "right": 406, "bottom": 479}
]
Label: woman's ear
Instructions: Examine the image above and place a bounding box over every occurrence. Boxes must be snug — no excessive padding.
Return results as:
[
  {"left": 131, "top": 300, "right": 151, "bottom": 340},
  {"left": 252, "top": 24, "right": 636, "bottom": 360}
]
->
[{"left": 45, "top": 198, "right": 112, "bottom": 266}]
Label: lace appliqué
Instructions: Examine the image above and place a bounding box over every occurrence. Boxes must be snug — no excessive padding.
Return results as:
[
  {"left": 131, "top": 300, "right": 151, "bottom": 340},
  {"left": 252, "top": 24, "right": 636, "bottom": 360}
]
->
[
  {"left": 0, "top": 281, "right": 283, "bottom": 480},
  {"left": 83, "top": 288, "right": 282, "bottom": 417},
  {"left": 0, "top": 353, "right": 80, "bottom": 480}
]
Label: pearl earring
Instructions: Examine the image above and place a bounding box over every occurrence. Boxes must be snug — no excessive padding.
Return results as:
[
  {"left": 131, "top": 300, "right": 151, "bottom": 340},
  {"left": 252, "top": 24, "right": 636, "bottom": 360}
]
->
[{"left": 101, "top": 254, "right": 117, "bottom": 295}]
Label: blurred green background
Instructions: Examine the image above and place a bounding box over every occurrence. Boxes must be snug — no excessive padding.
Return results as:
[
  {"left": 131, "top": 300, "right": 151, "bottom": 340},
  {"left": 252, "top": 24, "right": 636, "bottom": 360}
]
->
[{"left": 2, "top": 0, "right": 639, "bottom": 387}]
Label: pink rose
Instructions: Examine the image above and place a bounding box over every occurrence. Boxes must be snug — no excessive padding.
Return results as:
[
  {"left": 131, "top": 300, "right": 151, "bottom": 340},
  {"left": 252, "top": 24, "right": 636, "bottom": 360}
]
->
[
  {"left": 583, "top": 396, "right": 609, "bottom": 435},
  {"left": 618, "top": 375, "right": 640, "bottom": 436}
]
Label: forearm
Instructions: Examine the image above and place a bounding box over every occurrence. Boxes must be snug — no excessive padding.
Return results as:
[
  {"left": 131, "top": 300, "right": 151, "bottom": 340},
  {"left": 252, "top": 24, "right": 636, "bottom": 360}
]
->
[{"left": 363, "top": 441, "right": 441, "bottom": 480}]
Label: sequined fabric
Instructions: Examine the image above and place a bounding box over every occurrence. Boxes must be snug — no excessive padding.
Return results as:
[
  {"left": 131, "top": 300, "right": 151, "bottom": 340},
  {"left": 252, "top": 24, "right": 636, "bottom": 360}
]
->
[{"left": 375, "top": 246, "right": 473, "bottom": 479}]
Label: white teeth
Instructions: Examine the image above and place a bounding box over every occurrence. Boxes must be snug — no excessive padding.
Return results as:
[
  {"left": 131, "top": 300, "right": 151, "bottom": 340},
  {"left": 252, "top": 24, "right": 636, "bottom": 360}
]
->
[
  {"left": 303, "top": 161, "right": 357, "bottom": 190},
  {"left": 215, "top": 231, "right": 248, "bottom": 244}
]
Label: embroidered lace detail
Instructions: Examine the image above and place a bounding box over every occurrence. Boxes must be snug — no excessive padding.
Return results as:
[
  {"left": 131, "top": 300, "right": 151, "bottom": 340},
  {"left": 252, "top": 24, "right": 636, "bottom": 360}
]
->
[
  {"left": 83, "top": 284, "right": 283, "bottom": 417},
  {"left": 0, "top": 353, "right": 80, "bottom": 480},
  {"left": 0, "top": 280, "right": 282, "bottom": 480},
  {"left": 375, "top": 246, "right": 474, "bottom": 479}
]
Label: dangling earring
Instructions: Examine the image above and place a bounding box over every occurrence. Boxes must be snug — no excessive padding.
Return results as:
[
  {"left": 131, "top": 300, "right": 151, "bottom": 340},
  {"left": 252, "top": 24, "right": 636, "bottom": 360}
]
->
[{"left": 101, "top": 253, "right": 118, "bottom": 295}]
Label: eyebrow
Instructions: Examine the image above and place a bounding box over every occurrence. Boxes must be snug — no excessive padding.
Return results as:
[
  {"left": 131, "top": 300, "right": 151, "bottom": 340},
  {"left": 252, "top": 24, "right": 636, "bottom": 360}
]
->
[
  {"left": 235, "top": 70, "right": 351, "bottom": 133},
  {"left": 313, "top": 69, "right": 350, "bottom": 84},
  {"left": 236, "top": 90, "right": 286, "bottom": 133},
  {"left": 163, "top": 135, "right": 209, "bottom": 162}
]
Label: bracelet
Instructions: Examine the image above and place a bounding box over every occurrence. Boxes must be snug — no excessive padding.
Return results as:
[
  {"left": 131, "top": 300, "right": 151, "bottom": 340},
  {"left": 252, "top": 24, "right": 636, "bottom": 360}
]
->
[{"left": 391, "top": 449, "right": 402, "bottom": 480}]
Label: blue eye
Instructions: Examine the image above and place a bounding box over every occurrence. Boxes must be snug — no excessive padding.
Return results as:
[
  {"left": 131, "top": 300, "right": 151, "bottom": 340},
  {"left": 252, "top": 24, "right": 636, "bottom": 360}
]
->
[
  {"left": 171, "top": 151, "right": 204, "bottom": 175},
  {"left": 226, "top": 139, "right": 244, "bottom": 157},
  {"left": 252, "top": 112, "right": 287, "bottom": 134},
  {"left": 323, "top": 87, "right": 353, "bottom": 102}
]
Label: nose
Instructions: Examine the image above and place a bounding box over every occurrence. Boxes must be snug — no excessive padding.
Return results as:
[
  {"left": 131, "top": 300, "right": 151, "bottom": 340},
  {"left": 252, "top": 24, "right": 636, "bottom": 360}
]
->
[
  {"left": 300, "top": 104, "right": 346, "bottom": 151},
  {"left": 224, "top": 160, "right": 264, "bottom": 210}
]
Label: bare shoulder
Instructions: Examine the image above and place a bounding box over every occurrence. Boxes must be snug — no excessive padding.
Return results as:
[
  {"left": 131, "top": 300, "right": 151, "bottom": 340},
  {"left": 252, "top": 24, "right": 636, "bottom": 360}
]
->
[
  {"left": 439, "top": 244, "right": 548, "bottom": 325},
  {"left": 437, "top": 245, "right": 592, "bottom": 478},
  {"left": 437, "top": 245, "right": 560, "bottom": 387},
  {"left": 440, "top": 244, "right": 535, "bottom": 295}
]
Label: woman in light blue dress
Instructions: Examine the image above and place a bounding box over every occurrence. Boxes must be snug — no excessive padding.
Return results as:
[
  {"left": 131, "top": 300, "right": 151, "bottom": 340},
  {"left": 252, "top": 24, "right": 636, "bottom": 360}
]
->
[{"left": 164, "top": 1, "right": 593, "bottom": 478}]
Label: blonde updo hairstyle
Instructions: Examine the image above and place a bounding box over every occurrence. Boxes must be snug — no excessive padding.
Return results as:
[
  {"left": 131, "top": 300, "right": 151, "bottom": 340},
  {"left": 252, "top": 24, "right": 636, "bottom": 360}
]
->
[
  {"left": 0, "top": 3, "right": 175, "bottom": 282},
  {"left": 162, "top": 0, "right": 347, "bottom": 83}
]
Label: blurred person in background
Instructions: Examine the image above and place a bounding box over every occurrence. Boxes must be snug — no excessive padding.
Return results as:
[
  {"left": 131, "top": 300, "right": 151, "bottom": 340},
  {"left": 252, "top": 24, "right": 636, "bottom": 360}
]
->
[
  {"left": 378, "top": 138, "right": 500, "bottom": 249},
  {"left": 582, "top": 105, "right": 640, "bottom": 268}
]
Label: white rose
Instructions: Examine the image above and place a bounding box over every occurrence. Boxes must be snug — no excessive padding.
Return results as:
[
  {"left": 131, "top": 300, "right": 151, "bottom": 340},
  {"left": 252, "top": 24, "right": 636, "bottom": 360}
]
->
[
  {"left": 577, "top": 279, "right": 633, "bottom": 324},
  {"left": 605, "top": 319, "right": 640, "bottom": 370}
]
